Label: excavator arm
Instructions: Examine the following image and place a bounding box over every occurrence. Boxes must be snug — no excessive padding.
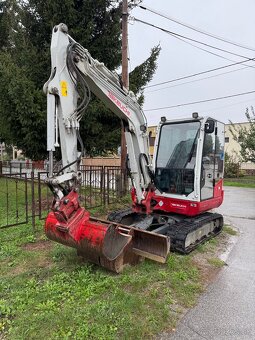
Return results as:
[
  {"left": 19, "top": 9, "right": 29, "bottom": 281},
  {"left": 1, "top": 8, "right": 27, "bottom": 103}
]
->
[
  {"left": 44, "top": 23, "right": 170, "bottom": 272},
  {"left": 44, "top": 23, "right": 151, "bottom": 204}
]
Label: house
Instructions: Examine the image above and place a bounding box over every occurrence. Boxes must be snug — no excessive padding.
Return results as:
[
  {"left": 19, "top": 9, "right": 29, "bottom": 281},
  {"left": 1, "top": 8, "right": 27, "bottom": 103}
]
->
[{"left": 224, "top": 122, "right": 255, "bottom": 173}]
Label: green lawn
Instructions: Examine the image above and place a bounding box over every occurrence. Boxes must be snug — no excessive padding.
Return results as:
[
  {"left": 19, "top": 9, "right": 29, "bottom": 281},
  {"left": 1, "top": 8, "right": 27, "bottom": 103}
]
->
[
  {"left": 0, "top": 223, "right": 198, "bottom": 339},
  {"left": 0, "top": 218, "right": 233, "bottom": 339},
  {"left": 224, "top": 175, "right": 255, "bottom": 188},
  {"left": 0, "top": 177, "right": 234, "bottom": 339}
]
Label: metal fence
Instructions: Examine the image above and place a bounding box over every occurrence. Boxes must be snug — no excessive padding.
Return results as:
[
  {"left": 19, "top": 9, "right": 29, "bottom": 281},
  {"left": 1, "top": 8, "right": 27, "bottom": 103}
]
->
[{"left": 0, "top": 164, "right": 128, "bottom": 230}]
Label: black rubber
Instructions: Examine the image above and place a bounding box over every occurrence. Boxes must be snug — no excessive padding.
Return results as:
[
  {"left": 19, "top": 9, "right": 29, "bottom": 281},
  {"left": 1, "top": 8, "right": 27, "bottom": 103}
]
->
[
  {"left": 166, "top": 212, "right": 223, "bottom": 254},
  {"left": 107, "top": 209, "right": 224, "bottom": 254}
]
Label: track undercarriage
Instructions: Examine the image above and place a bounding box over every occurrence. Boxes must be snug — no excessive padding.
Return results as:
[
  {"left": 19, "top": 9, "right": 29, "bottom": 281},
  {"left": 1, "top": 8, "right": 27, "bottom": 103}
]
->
[{"left": 108, "top": 209, "right": 224, "bottom": 254}]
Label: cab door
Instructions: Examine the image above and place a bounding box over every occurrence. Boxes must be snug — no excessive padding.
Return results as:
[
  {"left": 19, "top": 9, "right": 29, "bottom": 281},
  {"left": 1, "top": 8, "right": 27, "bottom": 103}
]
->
[
  {"left": 200, "top": 120, "right": 224, "bottom": 201},
  {"left": 201, "top": 120, "right": 216, "bottom": 200}
]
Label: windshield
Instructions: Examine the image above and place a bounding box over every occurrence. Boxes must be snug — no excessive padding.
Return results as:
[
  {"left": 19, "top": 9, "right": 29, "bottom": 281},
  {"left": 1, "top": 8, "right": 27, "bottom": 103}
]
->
[{"left": 155, "top": 121, "right": 200, "bottom": 195}]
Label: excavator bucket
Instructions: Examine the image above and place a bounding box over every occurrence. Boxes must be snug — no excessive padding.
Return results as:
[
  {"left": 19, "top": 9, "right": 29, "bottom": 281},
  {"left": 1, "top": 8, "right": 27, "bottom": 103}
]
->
[{"left": 45, "top": 209, "right": 170, "bottom": 273}]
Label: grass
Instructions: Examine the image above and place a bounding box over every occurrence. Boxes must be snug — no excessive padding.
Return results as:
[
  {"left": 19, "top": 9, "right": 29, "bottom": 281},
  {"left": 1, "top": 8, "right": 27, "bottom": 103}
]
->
[
  {"left": 0, "top": 220, "right": 234, "bottom": 339},
  {"left": 224, "top": 175, "right": 255, "bottom": 188},
  {"left": 0, "top": 222, "right": 204, "bottom": 339},
  {"left": 195, "top": 236, "right": 219, "bottom": 254},
  {"left": 0, "top": 180, "right": 233, "bottom": 339},
  {"left": 207, "top": 258, "right": 225, "bottom": 268},
  {"left": 223, "top": 225, "right": 238, "bottom": 236}
]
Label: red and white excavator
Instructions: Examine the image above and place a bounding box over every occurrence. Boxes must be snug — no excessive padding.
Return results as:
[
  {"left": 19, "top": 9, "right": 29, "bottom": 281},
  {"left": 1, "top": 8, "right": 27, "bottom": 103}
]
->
[{"left": 44, "top": 24, "right": 225, "bottom": 273}]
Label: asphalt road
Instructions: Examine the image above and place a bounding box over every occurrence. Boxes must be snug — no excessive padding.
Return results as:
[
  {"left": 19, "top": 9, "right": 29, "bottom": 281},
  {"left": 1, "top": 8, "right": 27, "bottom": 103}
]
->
[{"left": 170, "top": 186, "right": 255, "bottom": 340}]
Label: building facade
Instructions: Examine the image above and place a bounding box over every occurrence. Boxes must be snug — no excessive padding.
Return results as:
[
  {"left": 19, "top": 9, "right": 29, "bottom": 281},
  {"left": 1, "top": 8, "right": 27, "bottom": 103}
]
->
[{"left": 224, "top": 122, "right": 255, "bottom": 172}]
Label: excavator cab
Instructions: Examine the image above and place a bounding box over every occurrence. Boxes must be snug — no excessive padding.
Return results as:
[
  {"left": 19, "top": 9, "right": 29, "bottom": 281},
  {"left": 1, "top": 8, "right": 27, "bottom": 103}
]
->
[
  {"left": 152, "top": 116, "right": 225, "bottom": 216},
  {"left": 155, "top": 119, "right": 200, "bottom": 195}
]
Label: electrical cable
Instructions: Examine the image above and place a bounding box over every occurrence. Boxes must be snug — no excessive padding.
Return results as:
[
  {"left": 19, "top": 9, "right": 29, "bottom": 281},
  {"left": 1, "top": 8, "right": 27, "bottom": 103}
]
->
[
  {"left": 134, "top": 19, "right": 255, "bottom": 93},
  {"left": 146, "top": 67, "right": 251, "bottom": 94},
  {"left": 134, "top": 18, "right": 253, "bottom": 61},
  {"left": 144, "top": 90, "right": 255, "bottom": 111},
  {"left": 144, "top": 57, "right": 255, "bottom": 89},
  {"left": 203, "top": 98, "right": 255, "bottom": 113},
  {"left": 168, "top": 33, "right": 255, "bottom": 70},
  {"left": 138, "top": 5, "right": 255, "bottom": 53}
]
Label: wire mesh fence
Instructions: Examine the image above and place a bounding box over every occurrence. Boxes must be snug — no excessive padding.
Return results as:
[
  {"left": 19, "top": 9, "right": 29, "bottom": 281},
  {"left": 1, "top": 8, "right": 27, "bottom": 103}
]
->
[{"left": 0, "top": 163, "right": 128, "bottom": 230}]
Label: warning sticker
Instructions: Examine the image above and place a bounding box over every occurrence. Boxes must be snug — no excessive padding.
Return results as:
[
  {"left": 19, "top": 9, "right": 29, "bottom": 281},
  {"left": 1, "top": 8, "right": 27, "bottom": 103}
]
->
[{"left": 60, "top": 81, "right": 68, "bottom": 97}]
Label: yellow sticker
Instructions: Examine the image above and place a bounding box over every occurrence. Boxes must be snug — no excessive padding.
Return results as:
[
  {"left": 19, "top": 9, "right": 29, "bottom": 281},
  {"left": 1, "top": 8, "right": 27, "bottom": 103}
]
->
[{"left": 60, "top": 81, "right": 68, "bottom": 97}]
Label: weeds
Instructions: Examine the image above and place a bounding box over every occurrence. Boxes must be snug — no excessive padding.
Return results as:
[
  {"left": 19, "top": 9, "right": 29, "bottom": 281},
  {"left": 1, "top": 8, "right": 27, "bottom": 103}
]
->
[
  {"left": 223, "top": 226, "right": 238, "bottom": 236},
  {"left": 207, "top": 258, "right": 226, "bottom": 268}
]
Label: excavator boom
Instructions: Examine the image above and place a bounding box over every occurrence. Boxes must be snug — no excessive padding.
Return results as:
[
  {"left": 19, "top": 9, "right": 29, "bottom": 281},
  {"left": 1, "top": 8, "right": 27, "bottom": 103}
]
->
[{"left": 44, "top": 23, "right": 170, "bottom": 272}]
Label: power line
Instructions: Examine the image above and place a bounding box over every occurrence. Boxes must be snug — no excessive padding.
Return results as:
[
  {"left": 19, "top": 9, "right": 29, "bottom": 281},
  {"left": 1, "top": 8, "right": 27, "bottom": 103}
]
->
[
  {"left": 138, "top": 5, "right": 255, "bottom": 53},
  {"left": 134, "top": 18, "right": 253, "bottom": 61},
  {"left": 145, "top": 67, "right": 251, "bottom": 93},
  {"left": 144, "top": 57, "right": 255, "bottom": 89},
  {"left": 203, "top": 98, "right": 255, "bottom": 113},
  {"left": 132, "top": 17, "right": 255, "bottom": 89},
  {"left": 170, "top": 33, "right": 255, "bottom": 70},
  {"left": 144, "top": 90, "right": 255, "bottom": 111}
]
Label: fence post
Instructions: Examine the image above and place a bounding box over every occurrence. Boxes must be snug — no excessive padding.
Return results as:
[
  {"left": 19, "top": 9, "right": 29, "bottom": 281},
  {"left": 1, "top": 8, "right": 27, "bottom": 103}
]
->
[
  {"left": 102, "top": 166, "right": 106, "bottom": 205},
  {"left": 38, "top": 173, "right": 42, "bottom": 219},
  {"left": 31, "top": 171, "right": 36, "bottom": 232},
  {"left": 0, "top": 161, "right": 2, "bottom": 174}
]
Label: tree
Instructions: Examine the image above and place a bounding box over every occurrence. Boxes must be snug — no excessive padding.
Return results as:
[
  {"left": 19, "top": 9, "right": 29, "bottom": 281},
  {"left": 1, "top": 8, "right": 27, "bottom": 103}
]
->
[
  {"left": 224, "top": 152, "right": 241, "bottom": 178},
  {"left": 129, "top": 45, "right": 161, "bottom": 106},
  {"left": 229, "top": 107, "right": 255, "bottom": 163},
  {"left": 0, "top": 0, "right": 161, "bottom": 159}
]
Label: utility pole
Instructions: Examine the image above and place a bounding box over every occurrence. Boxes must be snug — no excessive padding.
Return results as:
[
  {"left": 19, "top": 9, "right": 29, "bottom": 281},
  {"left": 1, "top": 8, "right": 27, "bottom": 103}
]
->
[
  {"left": 0, "top": 141, "right": 3, "bottom": 162},
  {"left": 121, "top": 0, "right": 129, "bottom": 172}
]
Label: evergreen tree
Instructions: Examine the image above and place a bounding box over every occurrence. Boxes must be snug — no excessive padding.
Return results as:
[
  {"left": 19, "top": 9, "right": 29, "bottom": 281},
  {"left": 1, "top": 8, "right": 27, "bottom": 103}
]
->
[
  {"left": 0, "top": 0, "right": 160, "bottom": 159},
  {"left": 230, "top": 107, "right": 255, "bottom": 163}
]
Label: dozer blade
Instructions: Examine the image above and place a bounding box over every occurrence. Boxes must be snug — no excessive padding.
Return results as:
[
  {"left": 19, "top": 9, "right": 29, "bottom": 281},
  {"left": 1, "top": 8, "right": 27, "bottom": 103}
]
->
[
  {"left": 45, "top": 210, "right": 170, "bottom": 273},
  {"left": 129, "top": 227, "right": 170, "bottom": 263}
]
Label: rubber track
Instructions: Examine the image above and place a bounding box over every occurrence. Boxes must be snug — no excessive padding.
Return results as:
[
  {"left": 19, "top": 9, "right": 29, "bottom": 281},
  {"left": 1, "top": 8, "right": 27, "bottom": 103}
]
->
[
  {"left": 167, "top": 212, "right": 223, "bottom": 254},
  {"left": 108, "top": 208, "right": 134, "bottom": 223},
  {"left": 108, "top": 210, "right": 223, "bottom": 254}
]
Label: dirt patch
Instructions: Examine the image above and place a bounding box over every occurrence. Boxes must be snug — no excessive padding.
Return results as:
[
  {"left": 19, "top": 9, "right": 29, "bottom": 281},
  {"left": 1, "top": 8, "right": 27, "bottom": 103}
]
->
[
  {"left": 192, "top": 232, "right": 233, "bottom": 287},
  {"left": 193, "top": 257, "right": 221, "bottom": 286},
  {"left": 22, "top": 240, "right": 52, "bottom": 251},
  {"left": 34, "top": 256, "right": 52, "bottom": 268}
]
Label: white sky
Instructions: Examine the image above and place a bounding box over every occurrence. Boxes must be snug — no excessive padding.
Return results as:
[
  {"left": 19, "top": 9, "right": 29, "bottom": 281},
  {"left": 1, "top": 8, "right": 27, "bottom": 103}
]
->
[{"left": 128, "top": 0, "right": 255, "bottom": 126}]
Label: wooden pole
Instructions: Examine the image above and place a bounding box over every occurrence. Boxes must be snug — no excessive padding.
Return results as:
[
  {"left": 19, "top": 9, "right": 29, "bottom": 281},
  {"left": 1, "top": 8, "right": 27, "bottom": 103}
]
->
[{"left": 121, "top": 0, "right": 129, "bottom": 172}]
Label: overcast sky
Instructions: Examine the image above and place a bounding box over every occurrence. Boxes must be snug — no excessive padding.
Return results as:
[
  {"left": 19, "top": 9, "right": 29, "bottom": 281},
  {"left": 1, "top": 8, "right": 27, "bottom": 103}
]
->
[{"left": 128, "top": 0, "right": 255, "bottom": 126}]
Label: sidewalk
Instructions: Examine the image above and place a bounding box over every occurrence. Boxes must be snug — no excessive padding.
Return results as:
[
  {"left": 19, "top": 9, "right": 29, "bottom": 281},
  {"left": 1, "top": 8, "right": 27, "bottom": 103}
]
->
[{"left": 169, "top": 187, "right": 255, "bottom": 340}]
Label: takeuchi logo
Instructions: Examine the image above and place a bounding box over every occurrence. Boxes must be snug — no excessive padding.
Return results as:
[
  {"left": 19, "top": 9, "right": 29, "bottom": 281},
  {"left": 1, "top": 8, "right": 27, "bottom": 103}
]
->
[
  {"left": 171, "top": 203, "right": 186, "bottom": 208},
  {"left": 108, "top": 91, "right": 131, "bottom": 117}
]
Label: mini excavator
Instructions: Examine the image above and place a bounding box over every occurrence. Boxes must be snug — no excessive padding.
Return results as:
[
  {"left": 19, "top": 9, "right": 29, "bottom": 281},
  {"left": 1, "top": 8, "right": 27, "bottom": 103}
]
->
[{"left": 44, "top": 24, "right": 225, "bottom": 273}]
